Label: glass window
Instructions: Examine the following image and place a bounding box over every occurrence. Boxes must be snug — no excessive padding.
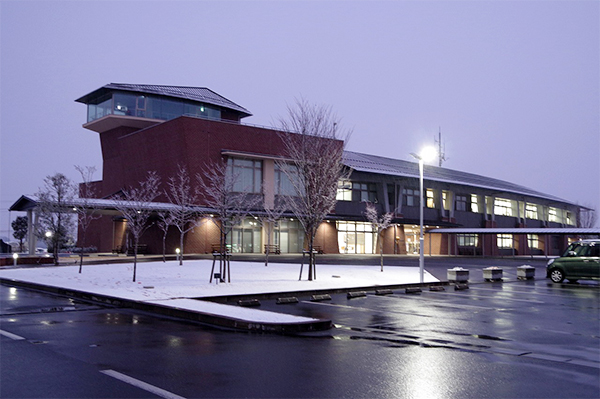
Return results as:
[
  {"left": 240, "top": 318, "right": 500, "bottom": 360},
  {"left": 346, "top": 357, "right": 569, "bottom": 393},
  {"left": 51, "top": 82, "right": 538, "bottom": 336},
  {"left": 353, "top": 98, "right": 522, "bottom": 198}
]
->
[
  {"left": 494, "top": 198, "right": 513, "bottom": 216},
  {"left": 161, "top": 99, "right": 183, "bottom": 120},
  {"left": 456, "top": 195, "right": 467, "bottom": 211},
  {"left": 402, "top": 188, "right": 419, "bottom": 207},
  {"left": 113, "top": 93, "right": 136, "bottom": 116},
  {"left": 275, "top": 164, "right": 297, "bottom": 196},
  {"left": 442, "top": 191, "right": 450, "bottom": 211},
  {"left": 337, "top": 180, "right": 352, "bottom": 201},
  {"left": 526, "top": 203, "right": 538, "bottom": 220},
  {"left": 97, "top": 97, "right": 112, "bottom": 119},
  {"left": 457, "top": 234, "right": 478, "bottom": 247},
  {"left": 352, "top": 182, "right": 377, "bottom": 203},
  {"left": 227, "top": 158, "right": 262, "bottom": 193},
  {"left": 549, "top": 208, "right": 558, "bottom": 222},
  {"left": 337, "top": 221, "right": 375, "bottom": 254},
  {"left": 471, "top": 194, "right": 479, "bottom": 213},
  {"left": 528, "top": 234, "right": 539, "bottom": 249},
  {"left": 497, "top": 234, "right": 513, "bottom": 248},
  {"left": 426, "top": 189, "right": 435, "bottom": 208},
  {"left": 136, "top": 96, "right": 146, "bottom": 117}
]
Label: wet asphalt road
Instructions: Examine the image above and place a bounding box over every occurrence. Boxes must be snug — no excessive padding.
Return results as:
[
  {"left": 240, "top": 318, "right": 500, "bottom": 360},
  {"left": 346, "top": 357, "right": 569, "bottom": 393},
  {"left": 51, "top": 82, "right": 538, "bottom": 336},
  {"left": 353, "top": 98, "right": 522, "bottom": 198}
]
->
[{"left": 1, "top": 258, "right": 599, "bottom": 398}]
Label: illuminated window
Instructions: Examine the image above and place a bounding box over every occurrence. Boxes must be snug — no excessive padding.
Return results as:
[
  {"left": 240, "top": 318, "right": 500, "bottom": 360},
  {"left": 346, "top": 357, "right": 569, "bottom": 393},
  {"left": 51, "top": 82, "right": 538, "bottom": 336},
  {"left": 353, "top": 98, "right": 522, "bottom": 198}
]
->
[
  {"left": 456, "top": 195, "right": 467, "bottom": 211},
  {"left": 526, "top": 203, "right": 538, "bottom": 220},
  {"left": 402, "top": 188, "right": 419, "bottom": 207},
  {"left": 497, "top": 234, "right": 513, "bottom": 248},
  {"left": 336, "top": 181, "right": 377, "bottom": 202},
  {"left": 336, "top": 180, "right": 352, "bottom": 201},
  {"left": 549, "top": 208, "right": 558, "bottom": 222},
  {"left": 426, "top": 189, "right": 435, "bottom": 208},
  {"left": 442, "top": 191, "right": 450, "bottom": 210},
  {"left": 494, "top": 198, "right": 513, "bottom": 216},
  {"left": 528, "top": 234, "right": 539, "bottom": 249},
  {"left": 566, "top": 212, "right": 572, "bottom": 225},
  {"left": 471, "top": 194, "right": 479, "bottom": 213}
]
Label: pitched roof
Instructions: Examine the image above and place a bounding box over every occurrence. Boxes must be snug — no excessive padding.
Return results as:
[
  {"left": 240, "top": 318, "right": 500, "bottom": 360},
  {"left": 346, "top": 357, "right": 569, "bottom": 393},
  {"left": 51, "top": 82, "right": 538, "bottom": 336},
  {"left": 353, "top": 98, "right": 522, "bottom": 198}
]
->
[
  {"left": 343, "top": 151, "right": 573, "bottom": 205},
  {"left": 75, "top": 83, "right": 252, "bottom": 117}
]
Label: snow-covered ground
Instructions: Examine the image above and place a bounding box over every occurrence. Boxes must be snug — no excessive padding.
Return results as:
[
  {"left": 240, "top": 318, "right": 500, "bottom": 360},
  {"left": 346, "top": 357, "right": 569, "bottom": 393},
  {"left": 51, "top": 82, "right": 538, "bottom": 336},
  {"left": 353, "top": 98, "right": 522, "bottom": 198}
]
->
[{"left": 0, "top": 260, "right": 438, "bottom": 324}]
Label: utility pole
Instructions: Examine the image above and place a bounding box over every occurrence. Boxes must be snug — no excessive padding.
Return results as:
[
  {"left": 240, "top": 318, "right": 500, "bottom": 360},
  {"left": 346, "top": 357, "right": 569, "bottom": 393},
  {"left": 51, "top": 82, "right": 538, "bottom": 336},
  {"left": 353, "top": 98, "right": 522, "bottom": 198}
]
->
[{"left": 435, "top": 127, "right": 447, "bottom": 167}]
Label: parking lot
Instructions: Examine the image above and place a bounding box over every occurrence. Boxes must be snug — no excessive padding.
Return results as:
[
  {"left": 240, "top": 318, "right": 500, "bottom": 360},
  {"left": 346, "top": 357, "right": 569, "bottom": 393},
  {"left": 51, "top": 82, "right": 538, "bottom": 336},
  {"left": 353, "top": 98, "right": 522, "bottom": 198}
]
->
[{"left": 2, "top": 256, "right": 599, "bottom": 398}]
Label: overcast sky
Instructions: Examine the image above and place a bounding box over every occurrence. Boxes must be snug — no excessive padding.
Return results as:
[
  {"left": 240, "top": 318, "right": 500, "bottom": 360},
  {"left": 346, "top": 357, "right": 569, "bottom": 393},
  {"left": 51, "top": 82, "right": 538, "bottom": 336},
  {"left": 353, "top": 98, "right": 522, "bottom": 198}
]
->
[{"left": 1, "top": 0, "right": 598, "bottom": 239}]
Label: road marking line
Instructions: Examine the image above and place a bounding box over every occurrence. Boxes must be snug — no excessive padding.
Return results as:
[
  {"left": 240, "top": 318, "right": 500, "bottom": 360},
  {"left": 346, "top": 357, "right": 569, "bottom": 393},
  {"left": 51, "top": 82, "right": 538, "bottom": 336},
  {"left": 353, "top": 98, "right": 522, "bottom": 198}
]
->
[
  {"left": 0, "top": 329, "right": 26, "bottom": 340},
  {"left": 100, "top": 369, "right": 186, "bottom": 399}
]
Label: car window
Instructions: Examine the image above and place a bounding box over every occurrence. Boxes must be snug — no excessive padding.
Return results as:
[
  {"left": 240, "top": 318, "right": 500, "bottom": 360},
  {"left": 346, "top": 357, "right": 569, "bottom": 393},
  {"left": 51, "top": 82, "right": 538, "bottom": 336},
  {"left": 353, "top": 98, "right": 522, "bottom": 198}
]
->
[
  {"left": 573, "top": 245, "right": 589, "bottom": 257},
  {"left": 589, "top": 244, "right": 599, "bottom": 257}
]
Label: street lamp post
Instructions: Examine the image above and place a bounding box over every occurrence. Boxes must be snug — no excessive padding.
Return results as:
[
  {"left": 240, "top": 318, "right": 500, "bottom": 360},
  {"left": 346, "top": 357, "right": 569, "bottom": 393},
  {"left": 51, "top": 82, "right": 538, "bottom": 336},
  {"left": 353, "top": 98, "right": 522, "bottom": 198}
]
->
[{"left": 411, "top": 147, "right": 436, "bottom": 284}]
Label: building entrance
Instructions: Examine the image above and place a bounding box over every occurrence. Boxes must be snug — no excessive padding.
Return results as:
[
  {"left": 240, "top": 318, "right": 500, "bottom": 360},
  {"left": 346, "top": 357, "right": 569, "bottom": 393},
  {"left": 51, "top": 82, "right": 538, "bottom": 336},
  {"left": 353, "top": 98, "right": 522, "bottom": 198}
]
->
[{"left": 337, "top": 221, "right": 375, "bottom": 254}]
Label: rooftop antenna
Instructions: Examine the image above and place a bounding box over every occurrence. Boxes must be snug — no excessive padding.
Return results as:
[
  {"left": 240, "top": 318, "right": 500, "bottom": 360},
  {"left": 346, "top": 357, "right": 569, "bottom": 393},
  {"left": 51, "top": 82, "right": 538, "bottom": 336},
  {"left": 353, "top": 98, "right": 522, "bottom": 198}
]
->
[{"left": 434, "top": 127, "right": 447, "bottom": 167}]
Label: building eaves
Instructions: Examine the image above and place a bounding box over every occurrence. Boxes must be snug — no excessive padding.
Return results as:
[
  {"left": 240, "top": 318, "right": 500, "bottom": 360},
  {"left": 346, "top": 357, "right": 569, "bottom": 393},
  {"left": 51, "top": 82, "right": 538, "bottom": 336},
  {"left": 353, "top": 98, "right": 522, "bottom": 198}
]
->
[
  {"left": 428, "top": 227, "right": 600, "bottom": 235},
  {"left": 343, "top": 151, "right": 575, "bottom": 206}
]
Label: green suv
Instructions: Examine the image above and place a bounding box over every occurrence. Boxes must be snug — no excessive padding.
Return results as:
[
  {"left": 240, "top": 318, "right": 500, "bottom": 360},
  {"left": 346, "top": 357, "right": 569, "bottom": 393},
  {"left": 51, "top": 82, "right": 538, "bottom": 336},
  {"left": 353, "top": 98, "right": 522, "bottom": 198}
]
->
[{"left": 547, "top": 239, "right": 600, "bottom": 283}]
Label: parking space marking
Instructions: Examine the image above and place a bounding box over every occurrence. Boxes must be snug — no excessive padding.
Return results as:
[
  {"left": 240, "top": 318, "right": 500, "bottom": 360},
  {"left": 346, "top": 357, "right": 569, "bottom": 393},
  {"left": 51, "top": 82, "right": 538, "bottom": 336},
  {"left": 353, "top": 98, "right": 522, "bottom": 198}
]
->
[
  {"left": 0, "top": 329, "right": 25, "bottom": 340},
  {"left": 100, "top": 369, "right": 186, "bottom": 399}
]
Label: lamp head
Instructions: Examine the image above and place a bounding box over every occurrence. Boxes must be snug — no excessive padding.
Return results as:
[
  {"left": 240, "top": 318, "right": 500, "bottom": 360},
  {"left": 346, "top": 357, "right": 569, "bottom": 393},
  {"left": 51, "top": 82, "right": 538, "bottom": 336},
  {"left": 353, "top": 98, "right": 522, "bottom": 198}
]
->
[{"left": 420, "top": 146, "right": 437, "bottom": 163}]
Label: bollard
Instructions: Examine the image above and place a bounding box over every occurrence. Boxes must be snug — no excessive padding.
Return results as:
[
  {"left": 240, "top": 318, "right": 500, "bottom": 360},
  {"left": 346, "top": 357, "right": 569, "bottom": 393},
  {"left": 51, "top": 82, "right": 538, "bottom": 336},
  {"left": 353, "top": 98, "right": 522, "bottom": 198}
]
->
[
  {"left": 483, "top": 267, "right": 503, "bottom": 282},
  {"left": 447, "top": 267, "right": 469, "bottom": 283},
  {"left": 517, "top": 265, "right": 536, "bottom": 280}
]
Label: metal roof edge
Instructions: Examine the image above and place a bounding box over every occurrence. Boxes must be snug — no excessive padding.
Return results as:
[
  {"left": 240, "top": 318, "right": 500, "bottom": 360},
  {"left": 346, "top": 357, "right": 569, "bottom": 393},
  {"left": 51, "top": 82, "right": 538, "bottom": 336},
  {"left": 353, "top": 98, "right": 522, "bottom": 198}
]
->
[{"left": 427, "top": 227, "right": 600, "bottom": 235}]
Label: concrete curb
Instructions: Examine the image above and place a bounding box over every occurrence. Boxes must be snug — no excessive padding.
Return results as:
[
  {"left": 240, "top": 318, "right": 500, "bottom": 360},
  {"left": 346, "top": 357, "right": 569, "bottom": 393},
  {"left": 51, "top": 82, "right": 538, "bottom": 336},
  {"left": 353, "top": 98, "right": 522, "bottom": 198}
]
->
[{"left": 0, "top": 277, "right": 334, "bottom": 334}]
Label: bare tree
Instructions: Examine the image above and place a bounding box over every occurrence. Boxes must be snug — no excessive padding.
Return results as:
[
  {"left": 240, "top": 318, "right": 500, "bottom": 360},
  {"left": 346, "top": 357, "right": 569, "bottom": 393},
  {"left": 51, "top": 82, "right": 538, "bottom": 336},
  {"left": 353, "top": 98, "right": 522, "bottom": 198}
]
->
[
  {"left": 112, "top": 171, "right": 161, "bottom": 282},
  {"left": 197, "top": 159, "right": 260, "bottom": 282},
  {"left": 36, "top": 173, "right": 77, "bottom": 265},
  {"left": 156, "top": 210, "right": 173, "bottom": 263},
  {"left": 277, "top": 98, "right": 350, "bottom": 280},
  {"left": 578, "top": 206, "right": 597, "bottom": 229},
  {"left": 165, "top": 165, "right": 202, "bottom": 265},
  {"left": 364, "top": 202, "right": 393, "bottom": 272},
  {"left": 74, "top": 165, "right": 101, "bottom": 273}
]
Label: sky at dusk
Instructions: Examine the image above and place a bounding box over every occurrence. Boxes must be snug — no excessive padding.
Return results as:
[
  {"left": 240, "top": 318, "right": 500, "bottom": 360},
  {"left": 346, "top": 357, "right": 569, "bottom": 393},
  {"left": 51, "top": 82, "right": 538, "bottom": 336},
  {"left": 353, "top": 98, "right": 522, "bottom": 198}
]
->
[{"left": 1, "top": 0, "right": 598, "bottom": 239}]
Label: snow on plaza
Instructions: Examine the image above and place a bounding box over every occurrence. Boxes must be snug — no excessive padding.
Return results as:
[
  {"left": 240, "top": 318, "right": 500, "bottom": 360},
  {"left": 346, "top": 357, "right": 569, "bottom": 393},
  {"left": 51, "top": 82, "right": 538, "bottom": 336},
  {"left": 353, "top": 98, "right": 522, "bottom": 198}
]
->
[
  {"left": 0, "top": 260, "right": 438, "bottom": 302},
  {"left": 0, "top": 260, "right": 439, "bottom": 324}
]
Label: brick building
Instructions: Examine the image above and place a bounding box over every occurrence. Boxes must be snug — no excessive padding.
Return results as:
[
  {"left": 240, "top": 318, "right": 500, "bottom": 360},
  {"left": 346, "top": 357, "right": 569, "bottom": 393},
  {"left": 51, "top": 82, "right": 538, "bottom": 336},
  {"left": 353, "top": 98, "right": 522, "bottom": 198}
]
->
[{"left": 14, "top": 83, "right": 589, "bottom": 257}]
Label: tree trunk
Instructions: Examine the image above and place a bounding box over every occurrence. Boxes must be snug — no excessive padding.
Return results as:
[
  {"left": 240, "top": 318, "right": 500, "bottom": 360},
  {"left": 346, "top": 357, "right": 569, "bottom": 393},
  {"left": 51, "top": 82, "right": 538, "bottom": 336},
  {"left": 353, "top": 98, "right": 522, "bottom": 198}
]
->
[
  {"left": 162, "top": 232, "right": 167, "bottom": 263},
  {"left": 132, "top": 237, "right": 138, "bottom": 282},
  {"left": 308, "top": 232, "right": 315, "bottom": 281},
  {"left": 379, "top": 233, "right": 384, "bottom": 272},
  {"left": 179, "top": 232, "right": 184, "bottom": 266}
]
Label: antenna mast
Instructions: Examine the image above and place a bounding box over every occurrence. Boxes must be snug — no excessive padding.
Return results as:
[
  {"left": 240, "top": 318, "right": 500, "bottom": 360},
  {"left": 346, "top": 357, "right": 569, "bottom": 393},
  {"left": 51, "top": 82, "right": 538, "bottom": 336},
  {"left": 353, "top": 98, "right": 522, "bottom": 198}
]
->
[{"left": 435, "top": 127, "right": 447, "bottom": 167}]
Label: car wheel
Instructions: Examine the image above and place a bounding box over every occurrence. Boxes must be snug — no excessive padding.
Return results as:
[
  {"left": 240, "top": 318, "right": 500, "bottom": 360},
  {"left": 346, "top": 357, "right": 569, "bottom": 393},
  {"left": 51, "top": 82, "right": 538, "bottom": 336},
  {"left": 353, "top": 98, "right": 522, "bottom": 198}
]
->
[{"left": 550, "top": 269, "right": 565, "bottom": 283}]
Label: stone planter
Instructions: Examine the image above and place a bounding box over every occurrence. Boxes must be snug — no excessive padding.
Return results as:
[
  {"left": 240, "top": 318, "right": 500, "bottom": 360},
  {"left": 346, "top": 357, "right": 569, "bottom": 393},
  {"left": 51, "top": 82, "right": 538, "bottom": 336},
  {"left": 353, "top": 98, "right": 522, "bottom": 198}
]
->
[
  {"left": 447, "top": 267, "right": 469, "bottom": 283},
  {"left": 517, "top": 265, "right": 535, "bottom": 280},
  {"left": 483, "top": 267, "right": 503, "bottom": 282}
]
